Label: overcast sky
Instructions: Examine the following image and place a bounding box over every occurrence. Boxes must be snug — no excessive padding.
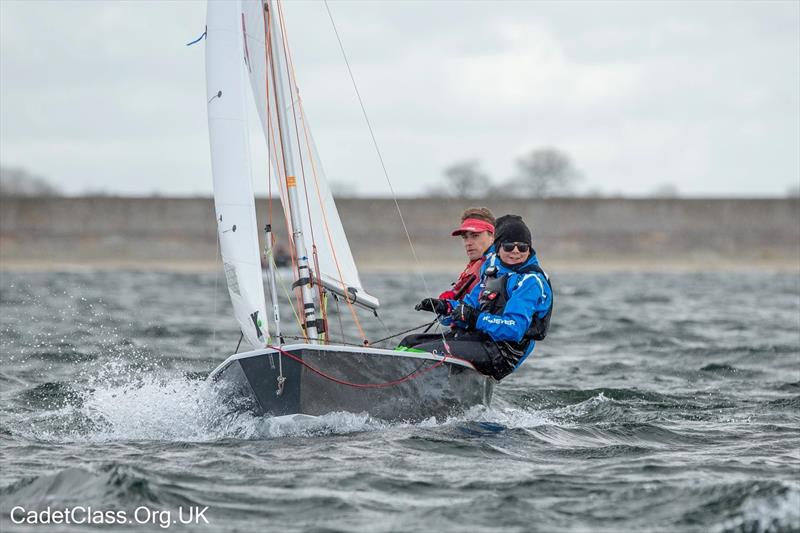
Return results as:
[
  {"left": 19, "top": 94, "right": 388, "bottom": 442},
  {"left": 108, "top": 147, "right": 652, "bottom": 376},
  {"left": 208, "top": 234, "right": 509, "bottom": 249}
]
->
[{"left": 1, "top": 0, "right": 798, "bottom": 197}]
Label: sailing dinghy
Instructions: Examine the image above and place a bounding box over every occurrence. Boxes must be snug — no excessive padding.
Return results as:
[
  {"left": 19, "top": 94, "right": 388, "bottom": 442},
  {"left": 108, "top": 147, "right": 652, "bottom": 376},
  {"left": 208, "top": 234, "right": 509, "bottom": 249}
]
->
[{"left": 205, "top": 0, "right": 493, "bottom": 421}]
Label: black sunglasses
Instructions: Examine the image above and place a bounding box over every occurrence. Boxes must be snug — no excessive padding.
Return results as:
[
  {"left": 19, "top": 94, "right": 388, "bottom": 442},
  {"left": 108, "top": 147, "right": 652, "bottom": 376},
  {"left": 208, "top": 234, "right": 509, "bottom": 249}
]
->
[{"left": 501, "top": 242, "right": 530, "bottom": 253}]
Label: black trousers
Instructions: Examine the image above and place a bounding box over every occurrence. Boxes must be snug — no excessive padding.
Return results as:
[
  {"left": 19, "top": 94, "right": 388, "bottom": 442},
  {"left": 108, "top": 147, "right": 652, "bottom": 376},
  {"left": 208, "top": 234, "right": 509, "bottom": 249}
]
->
[{"left": 398, "top": 330, "right": 515, "bottom": 380}]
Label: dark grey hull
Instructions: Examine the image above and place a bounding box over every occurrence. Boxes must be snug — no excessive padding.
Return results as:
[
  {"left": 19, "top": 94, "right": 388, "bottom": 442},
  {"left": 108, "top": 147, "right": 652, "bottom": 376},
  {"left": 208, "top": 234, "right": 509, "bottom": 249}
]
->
[{"left": 208, "top": 344, "right": 494, "bottom": 421}]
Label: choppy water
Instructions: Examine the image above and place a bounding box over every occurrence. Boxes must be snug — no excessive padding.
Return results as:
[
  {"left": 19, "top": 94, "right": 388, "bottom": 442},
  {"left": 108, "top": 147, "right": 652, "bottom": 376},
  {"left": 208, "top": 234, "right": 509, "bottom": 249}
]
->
[{"left": 0, "top": 269, "right": 798, "bottom": 533}]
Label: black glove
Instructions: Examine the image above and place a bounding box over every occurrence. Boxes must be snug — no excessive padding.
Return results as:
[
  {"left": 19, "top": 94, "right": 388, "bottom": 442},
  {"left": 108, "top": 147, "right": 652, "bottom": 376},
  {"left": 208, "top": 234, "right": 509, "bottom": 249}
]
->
[
  {"left": 450, "top": 302, "right": 479, "bottom": 329},
  {"left": 415, "top": 298, "right": 450, "bottom": 315}
]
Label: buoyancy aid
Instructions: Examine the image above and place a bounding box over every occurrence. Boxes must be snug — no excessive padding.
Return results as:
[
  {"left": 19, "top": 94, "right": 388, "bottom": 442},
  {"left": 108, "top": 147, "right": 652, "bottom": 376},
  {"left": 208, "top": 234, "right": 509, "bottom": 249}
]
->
[
  {"left": 440, "top": 252, "right": 553, "bottom": 378},
  {"left": 439, "top": 256, "right": 486, "bottom": 300},
  {"left": 478, "top": 262, "right": 553, "bottom": 342}
]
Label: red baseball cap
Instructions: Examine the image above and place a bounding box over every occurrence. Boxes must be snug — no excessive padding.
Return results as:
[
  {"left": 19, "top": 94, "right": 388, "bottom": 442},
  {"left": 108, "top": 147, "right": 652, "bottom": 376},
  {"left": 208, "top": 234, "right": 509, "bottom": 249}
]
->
[{"left": 451, "top": 218, "right": 495, "bottom": 236}]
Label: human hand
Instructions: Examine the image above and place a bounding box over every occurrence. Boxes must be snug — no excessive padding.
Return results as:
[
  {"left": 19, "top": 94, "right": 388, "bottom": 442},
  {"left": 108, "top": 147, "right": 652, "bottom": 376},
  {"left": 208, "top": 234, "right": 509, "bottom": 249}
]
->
[
  {"left": 450, "top": 302, "right": 479, "bottom": 329},
  {"left": 414, "top": 298, "right": 450, "bottom": 315}
]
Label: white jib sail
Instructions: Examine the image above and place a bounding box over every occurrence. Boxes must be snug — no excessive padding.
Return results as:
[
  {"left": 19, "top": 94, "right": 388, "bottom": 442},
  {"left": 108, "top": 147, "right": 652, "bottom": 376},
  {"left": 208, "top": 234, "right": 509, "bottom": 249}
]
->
[
  {"left": 241, "top": 0, "right": 379, "bottom": 310},
  {"left": 206, "top": 0, "right": 269, "bottom": 349}
]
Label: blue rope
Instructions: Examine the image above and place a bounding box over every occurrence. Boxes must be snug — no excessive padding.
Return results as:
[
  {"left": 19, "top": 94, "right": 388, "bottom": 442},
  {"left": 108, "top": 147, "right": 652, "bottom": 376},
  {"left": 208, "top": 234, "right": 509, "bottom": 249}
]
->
[{"left": 186, "top": 27, "right": 207, "bottom": 46}]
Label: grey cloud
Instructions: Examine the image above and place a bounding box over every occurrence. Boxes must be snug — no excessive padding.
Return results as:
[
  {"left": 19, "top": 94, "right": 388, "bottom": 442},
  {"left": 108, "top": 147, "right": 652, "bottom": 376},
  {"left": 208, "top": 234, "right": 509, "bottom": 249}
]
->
[{"left": 1, "top": 0, "right": 797, "bottom": 197}]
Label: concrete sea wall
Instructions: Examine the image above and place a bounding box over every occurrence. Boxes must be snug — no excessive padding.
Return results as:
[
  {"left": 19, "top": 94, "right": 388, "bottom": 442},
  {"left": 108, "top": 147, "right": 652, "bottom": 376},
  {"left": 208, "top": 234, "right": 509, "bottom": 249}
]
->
[{"left": 1, "top": 196, "right": 798, "bottom": 270}]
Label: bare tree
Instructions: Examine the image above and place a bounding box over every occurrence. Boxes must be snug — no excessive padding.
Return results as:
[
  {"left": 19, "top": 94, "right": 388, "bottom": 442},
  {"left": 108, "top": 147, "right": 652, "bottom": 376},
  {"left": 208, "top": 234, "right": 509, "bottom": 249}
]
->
[
  {"left": 512, "top": 148, "right": 581, "bottom": 198},
  {"left": 441, "top": 159, "right": 491, "bottom": 198},
  {"left": 652, "top": 182, "right": 680, "bottom": 198},
  {"left": 0, "top": 166, "right": 61, "bottom": 196},
  {"left": 425, "top": 184, "right": 448, "bottom": 197},
  {"left": 329, "top": 179, "right": 358, "bottom": 198}
]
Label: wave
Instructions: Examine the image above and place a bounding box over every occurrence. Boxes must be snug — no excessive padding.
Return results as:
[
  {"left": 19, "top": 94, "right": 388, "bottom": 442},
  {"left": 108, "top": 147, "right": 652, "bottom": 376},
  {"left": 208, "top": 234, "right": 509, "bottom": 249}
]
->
[
  {"left": 700, "top": 363, "right": 740, "bottom": 373},
  {"left": 0, "top": 463, "right": 198, "bottom": 509},
  {"left": 6, "top": 355, "right": 560, "bottom": 444},
  {"left": 7, "top": 366, "right": 711, "bottom": 451}
]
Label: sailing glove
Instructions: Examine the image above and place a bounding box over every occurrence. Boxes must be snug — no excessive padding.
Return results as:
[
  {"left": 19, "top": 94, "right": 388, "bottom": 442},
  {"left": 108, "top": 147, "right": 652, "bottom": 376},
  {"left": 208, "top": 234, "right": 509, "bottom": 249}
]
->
[
  {"left": 415, "top": 298, "right": 450, "bottom": 315},
  {"left": 450, "top": 303, "right": 479, "bottom": 329}
]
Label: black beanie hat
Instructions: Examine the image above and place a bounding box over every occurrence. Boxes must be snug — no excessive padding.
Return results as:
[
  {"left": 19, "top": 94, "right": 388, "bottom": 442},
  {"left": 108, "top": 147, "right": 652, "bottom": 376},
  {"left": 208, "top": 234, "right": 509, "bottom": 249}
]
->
[
  {"left": 494, "top": 217, "right": 532, "bottom": 247},
  {"left": 494, "top": 214, "right": 523, "bottom": 234}
]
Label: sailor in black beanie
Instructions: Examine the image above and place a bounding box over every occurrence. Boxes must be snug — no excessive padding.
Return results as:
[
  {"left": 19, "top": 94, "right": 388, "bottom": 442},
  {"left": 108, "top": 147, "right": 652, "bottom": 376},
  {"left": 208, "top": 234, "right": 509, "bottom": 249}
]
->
[
  {"left": 401, "top": 216, "right": 553, "bottom": 381},
  {"left": 492, "top": 217, "right": 533, "bottom": 269}
]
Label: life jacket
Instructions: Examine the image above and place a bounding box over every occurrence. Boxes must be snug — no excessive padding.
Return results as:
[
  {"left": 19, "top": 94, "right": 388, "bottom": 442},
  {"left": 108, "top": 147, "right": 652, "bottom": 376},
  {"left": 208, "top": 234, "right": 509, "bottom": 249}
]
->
[
  {"left": 478, "top": 262, "right": 553, "bottom": 342},
  {"left": 439, "top": 257, "right": 485, "bottom": 300}
]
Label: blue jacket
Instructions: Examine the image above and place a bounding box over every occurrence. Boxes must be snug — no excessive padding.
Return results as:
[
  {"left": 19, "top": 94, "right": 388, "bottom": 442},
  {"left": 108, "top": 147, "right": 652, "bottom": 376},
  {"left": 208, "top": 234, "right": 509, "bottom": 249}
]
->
[{"left": 442, "top": 252, "right": 552, "bottom": 368}]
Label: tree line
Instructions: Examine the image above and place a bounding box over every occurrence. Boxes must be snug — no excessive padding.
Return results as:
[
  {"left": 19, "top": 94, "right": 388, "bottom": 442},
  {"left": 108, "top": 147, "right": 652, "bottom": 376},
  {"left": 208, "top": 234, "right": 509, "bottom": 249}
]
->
[
  {"left": 0, "top": 166, "right": 61, "bottom": 197},
  {"left": 429, "top": 147, "right": 582, "bottom": 199}
]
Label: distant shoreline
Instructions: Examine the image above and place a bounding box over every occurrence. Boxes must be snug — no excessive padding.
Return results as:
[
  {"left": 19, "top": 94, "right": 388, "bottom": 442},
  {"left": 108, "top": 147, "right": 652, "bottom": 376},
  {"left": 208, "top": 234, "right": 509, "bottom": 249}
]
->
[
  {"left": 2, "top": 258, "right": 797, "bottom": 274},
  {"left": 2, "top": 196, "right": 797, "bottom": 274}
]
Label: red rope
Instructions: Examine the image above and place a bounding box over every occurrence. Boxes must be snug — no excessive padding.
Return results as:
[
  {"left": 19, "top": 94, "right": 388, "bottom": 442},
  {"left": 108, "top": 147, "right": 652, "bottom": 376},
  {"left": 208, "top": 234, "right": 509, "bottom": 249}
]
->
[{"left": 267, "top": 345, "right": 457, "bottom": 389}]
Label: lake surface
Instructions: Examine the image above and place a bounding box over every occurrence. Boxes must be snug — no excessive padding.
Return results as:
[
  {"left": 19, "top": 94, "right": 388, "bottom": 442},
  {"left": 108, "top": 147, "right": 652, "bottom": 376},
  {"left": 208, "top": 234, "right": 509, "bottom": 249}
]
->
[{"left": 1, "top": 269, "right": 798, "bottom": 532}]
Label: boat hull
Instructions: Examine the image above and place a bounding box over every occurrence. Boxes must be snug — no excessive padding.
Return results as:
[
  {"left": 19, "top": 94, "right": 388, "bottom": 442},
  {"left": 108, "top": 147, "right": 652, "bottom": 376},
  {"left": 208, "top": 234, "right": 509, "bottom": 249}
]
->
[{"left": 209, "top": 344, "right": 494, "bottom": 421}]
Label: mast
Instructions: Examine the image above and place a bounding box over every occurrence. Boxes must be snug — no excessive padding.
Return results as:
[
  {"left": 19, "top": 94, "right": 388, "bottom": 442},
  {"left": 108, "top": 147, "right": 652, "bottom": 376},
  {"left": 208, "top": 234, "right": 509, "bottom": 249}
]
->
[{"left": 266, "top": 0, "right": 319, "bottom": 341}]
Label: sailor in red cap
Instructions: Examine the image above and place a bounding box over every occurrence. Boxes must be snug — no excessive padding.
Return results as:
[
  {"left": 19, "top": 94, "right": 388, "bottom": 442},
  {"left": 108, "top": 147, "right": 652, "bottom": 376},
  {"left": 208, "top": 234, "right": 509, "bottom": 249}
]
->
[
  {"left": 440, "top": 207, "right": 496, "bottom": 300},
  {"left": 407, "top": 207, "right": 495, "bottom": 320}
]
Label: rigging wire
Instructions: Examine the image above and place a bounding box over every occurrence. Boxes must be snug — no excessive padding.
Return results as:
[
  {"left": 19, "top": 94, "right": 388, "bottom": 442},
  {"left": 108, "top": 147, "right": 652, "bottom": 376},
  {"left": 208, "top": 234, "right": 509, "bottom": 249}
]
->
[
  {"left": 332, "top": 294, "right": 347, "bottom": 344},
  {"left": 263, "top": 6, "right": 307, "bottom": 336},
  {"left": 262, "top": 5, "right": 284, "bottom": 350},
  {"left": 275, "top": 0, "right": 322, "bottom": 333},
  {"left": 374, "top": 312, "right": 394, "bottom": 341},
  {"left": 370, "top": 319, "right": 437, "bottom": 346},
  {"left": 299, "top": 101, "right": 369, "bottom": 342},
  {"left": 276, "top": 0, "right": 318, "bottom": 248},
  {"left": 268, "top": 248, "right": 305, "bottom": 333},
  {"left": 322, "top": 0, "right": 450, "bottom": 353},
  {"left": 257, "top": 1, "right": 452, "bottom": 356},
  {"left": 254, "top": 2, "right": 311, "bottom": 340},
  {"left": 274, "top": 0, "right": 368, "bottom": 342}
]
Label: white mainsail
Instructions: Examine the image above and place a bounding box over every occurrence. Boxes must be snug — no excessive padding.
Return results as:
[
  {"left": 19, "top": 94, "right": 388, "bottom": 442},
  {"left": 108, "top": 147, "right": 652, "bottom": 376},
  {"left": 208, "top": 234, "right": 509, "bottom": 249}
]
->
[
  {"left": 206, "top": 0, "right": 269, "bottom": 349},
  {"left": 241, "top": 0, "right": 379, "bottom": 310}
]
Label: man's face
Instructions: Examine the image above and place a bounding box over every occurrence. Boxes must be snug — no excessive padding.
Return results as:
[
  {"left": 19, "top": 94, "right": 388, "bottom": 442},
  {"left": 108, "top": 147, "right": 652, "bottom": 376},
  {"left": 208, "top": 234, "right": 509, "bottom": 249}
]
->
[{"left": 460, "top": 231, "right": 494, "bottom": 261}]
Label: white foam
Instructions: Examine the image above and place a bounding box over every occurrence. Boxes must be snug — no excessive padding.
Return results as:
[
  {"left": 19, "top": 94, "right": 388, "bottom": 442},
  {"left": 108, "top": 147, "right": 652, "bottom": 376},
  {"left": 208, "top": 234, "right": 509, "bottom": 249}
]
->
[
  {"left": 713, "top": 482, "right": 800, "bottom": 533},
  {"left": 465, "top": 403, "right": 554, "bottom": 428},
  {"left": 13, "top": 352, "right": 556, "bottom": 443},
  {"left": 252, "top": 410, "right": 386, "bottom": 439},
  {"left": 14, "top": 366, "right": 400, "bottom": 443}
]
